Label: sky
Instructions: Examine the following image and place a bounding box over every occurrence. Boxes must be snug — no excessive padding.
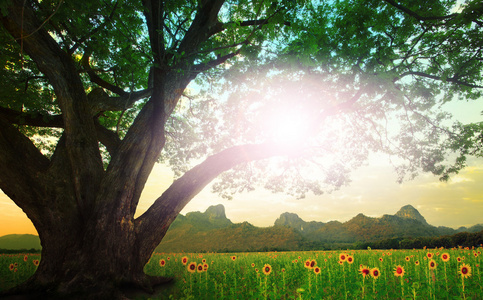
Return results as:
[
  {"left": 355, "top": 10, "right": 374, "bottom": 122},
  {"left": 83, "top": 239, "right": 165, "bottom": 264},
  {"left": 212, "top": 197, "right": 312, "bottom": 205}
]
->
[{"left": 0, "top": 100, "right": 482, "bottom": 237}]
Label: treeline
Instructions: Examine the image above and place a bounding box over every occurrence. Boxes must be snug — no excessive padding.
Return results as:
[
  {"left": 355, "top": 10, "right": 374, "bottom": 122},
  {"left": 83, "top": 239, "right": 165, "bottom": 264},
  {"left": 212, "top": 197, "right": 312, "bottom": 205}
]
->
[
  {"left": 353, "top": 230, "right": 483, "bottom": 250},
  {"left": 0, "top": 248, "right": 41, "bottom": 254}
]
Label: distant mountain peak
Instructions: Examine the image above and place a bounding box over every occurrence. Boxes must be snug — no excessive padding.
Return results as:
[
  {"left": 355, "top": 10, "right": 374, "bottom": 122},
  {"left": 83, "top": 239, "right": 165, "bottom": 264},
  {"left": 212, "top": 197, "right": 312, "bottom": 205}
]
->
[
  {"left": 395, "top": 205, "right": 427, "bottom": 225},
  {"left": 274, "top": 212, "right": 305, "bottom": 231},
  {"left": 205, "top": 204, "right": 227, "bottom": 220}
]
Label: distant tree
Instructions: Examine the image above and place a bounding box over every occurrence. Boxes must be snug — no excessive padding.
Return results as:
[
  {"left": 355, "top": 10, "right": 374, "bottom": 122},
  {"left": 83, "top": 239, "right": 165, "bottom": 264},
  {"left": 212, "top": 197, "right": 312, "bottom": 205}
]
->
[{"left": 0, "top": 0, "right": 481, "bottom": 298}]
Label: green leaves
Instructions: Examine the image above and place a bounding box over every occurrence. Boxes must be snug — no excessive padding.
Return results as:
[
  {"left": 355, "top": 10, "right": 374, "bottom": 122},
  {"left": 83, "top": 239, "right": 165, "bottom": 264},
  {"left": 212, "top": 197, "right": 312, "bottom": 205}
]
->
[{"left": 1, "top": 0, "right": 481, "bottom": 195}]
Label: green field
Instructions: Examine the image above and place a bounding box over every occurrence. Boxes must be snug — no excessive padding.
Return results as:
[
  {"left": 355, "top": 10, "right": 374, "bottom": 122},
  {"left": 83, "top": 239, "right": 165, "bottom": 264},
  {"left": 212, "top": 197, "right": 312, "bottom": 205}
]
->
[{"left": 1, "top": 248, "right": 481, "bottom": 299}]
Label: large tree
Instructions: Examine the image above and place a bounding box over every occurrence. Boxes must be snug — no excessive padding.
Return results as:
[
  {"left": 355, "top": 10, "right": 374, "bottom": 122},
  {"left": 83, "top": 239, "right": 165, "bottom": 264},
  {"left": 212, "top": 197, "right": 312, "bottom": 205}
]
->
[{"left": 0, "top": 0, "right": 481, "bottom": 298}]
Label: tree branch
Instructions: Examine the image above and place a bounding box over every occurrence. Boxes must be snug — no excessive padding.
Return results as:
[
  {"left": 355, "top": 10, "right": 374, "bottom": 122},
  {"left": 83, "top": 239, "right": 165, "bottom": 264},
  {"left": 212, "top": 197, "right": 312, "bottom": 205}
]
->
[
  {"left": 0, "top": 106, "right": 64, "bottom": 127},
  {"left": 81, "top": 51, "right": 127, "bottom": 96},
  {"left": 134, "top": 141, "right": 297, "bottom": 256},
  {"left": 142, "top": 0, "right": 166, "bottom": 66},
  {"left": 191, "top": 50, "right": 240, "bottom": 75},
  {"left": 94, "top": 120, "right": 121, "bottom": 155},
  {"left": 398, "top": 71, "right": 483, "bottom": 88},
  {"left": 87, "top": 87, "right": 153, "bottom": 113},
  {"left": 382, "top": 0, "right": 458, "bottom": 22},
  {"left": 177, "top": 0, "right": 225, "bottom": 58},
  {"left": 0, "top": 116, "right": 50, "bottom": 209}
]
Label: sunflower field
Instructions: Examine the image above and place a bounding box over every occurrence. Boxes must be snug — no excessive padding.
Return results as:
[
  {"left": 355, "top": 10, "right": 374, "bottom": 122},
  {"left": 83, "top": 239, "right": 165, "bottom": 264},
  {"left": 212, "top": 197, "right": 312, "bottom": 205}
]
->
[{"left": 1, "top": 247, "right": 482, "bottom": 299}]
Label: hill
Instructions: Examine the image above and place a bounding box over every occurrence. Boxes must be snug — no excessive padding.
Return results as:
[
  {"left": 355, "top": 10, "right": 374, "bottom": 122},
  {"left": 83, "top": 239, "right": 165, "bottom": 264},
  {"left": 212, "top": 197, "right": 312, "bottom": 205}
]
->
[
  {"left": 2, "top": 204, "right": 482, "bottom": 252},
  {"left": 0, "top": 234, "right": 41, "bottom": 250},
  {"left": 274, "top": 204, "right": 482, "bottom": 244}
]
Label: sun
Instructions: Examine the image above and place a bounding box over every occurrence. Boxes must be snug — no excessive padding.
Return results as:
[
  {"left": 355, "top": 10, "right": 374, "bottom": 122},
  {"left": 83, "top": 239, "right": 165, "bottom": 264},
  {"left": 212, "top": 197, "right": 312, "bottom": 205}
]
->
[{"left": 262, "top": 106, "right": 313, "bottom": 147}]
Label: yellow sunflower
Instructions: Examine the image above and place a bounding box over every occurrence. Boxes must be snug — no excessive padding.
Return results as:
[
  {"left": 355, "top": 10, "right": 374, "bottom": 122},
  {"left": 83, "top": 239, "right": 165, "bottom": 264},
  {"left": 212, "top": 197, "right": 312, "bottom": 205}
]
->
[
  {"left": 346, "top": 255, "right": 354, "bottom": 264},
  {"left": 394, "top": 265, "right": 404, "bottom": 277},
  {"left": 359, "top": 265, "right": 370, "bottom": 278},
  {"left": 441, "top": 253, "right": 450, "bottom": 262},
  {"left": 459, "top": 263, "right": 472, "bottom": 278},
  {"left": 187, "top": 262, "right": 196, "bottom": 273},
  {"left": 304, "top": 259, "right": 312, "bottom": 269},
  {"left": 262, "top": 264, "right": 272, "bottom": 276},
  {"left": 371, "top": 267, "right": 381, "bottom": 279},
  {"left": 428, "top": 259, "right": 437, "bottom": 270}
]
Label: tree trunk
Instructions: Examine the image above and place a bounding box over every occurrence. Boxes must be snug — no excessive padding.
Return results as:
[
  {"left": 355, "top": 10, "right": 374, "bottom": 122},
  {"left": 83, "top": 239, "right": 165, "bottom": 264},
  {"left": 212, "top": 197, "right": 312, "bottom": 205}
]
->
[{"left": 4, "top": 197, "right": 175, "bottom": 300}]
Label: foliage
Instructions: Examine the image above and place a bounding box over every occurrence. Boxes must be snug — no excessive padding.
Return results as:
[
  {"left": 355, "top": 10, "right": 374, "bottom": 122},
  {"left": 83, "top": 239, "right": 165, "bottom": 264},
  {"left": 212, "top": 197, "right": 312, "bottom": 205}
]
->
[{"left": 1, "top": 0, "right": 481, "bottom": 197}]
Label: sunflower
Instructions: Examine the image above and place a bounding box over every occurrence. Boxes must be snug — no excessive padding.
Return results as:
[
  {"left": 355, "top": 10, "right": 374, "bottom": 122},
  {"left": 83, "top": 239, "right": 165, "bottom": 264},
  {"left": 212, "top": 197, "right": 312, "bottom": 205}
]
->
[
  {"left": 251, "top": 263, "right": 255, "bottom": 267},
  {"left": 263, "top": 264, "right": 272, "bottom": 275},
  {"left": 394, "top": 265, "right": 404, "bottom": 277},
  {"left": 33, "top": 260, "right": 40, "bottom": 266},
  {"left": 182, "top": 256, "right": 188, "bottom": 265},
  {"left": 339, "top": 253, "right": 347, "bottom": 262},
  {"left": 23, "top": 255, "right": 28, "bottom": 262},
  {"left": 441, "top": 253, "right": 450, "bottom": 262},
  {"left": 359, "top": 265, "right": 370, "bottom": 278},
  {"left": 347, "top": 256, "right": 354, "bottom": 264},
  {"left": 379, "top": 257, "right": 383, "bottom": 262},
  {"left": 428, "top": 259, "right": 437, "bottom": 270},
  {"left": 426, "top": 253, "right": 433, "bottom": 259},
  {"left": 459, "top": 263, "right": 472, "bottom": 278},
  {"left": 231, "top": 256, "right": 236, "bottom": 261},
  {"left": 371, "top": 267, "right": 381, "bottom": 279},
  {"left": 310, "top": 259, "right": 317, "bottom": 268},
  {"left": 197, "top": 263, "right": 204, "bottom": 273},
  {"left": 314, "top": 267, "right": 321, "bottom": 275},
  {"left": 457, "top": 257, "right": 462, "bottom": 262},
  {"left": 405, "top": 256, "right": 410, "bottom": 262},
  {"left": 187, "top": 262, "right": 197, "bottom": 273},
  {"left": 9, "top": 264, "right": 14, "bottom": 271},
  {"left": 159, "top": 259, "right": 166, "bottom": 267},
  {"left": 415, "top": 260, "right": 420, "bottom": 266},
  {"left": 203, "top": 263, "right": 209, "bottom": 271},
  {"left": 304, "top": 259, "right": 312, "bottom": 269}
]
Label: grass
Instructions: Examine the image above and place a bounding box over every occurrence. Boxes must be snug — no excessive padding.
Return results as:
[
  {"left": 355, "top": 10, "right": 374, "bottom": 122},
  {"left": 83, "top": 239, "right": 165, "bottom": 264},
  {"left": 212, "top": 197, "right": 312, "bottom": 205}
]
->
[{"left": 1, "top": 247, "right": 482, "bottom": 299}]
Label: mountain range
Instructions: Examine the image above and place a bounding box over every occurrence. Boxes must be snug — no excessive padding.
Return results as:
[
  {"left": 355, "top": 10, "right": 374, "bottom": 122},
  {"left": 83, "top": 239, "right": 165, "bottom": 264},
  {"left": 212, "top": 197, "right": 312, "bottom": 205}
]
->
[
  {"left": 154, "top": 204, "right": 482, "bottom": 252},
  {"left": 1, "top": 204, "right": 481, "bottom": 252}
]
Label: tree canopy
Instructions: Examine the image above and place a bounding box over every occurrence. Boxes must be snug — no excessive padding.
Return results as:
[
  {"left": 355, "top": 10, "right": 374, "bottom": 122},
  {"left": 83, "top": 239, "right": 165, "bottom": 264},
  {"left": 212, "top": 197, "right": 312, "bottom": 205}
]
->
[{"left": 0, "top": 0, "right": 482, "bottom": 297}]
